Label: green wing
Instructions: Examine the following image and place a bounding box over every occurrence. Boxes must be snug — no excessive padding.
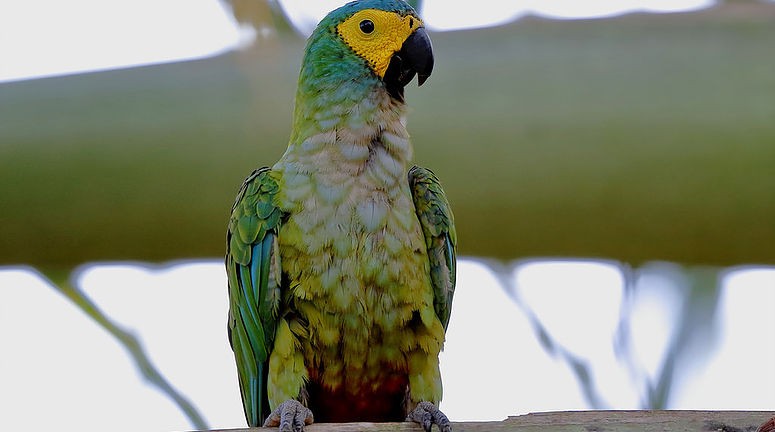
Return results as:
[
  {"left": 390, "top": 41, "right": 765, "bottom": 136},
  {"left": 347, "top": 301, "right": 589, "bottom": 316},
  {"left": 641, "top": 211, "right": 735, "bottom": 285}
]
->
[
  {"left": 226, "top": 167, "right": 283, "bottom": 427},
  {"left": 409, "top": 166, "right": 457, "bottom": 330}
]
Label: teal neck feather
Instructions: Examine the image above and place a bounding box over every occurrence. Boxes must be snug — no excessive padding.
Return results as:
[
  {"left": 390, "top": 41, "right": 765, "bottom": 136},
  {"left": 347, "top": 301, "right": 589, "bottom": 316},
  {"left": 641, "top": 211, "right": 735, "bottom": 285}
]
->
[
  {"left": 286, "top": 0, "right": 417, "bottom": 147},
  {"left": 289, "top": 42, "right": 402, "bottom": 147}
]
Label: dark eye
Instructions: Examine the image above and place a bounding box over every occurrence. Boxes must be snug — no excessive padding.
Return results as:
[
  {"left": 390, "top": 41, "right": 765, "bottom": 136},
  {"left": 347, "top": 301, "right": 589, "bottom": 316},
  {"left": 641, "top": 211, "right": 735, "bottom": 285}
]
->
[{"left": 359, "top": 19, "right": 374, "bottom": 34}]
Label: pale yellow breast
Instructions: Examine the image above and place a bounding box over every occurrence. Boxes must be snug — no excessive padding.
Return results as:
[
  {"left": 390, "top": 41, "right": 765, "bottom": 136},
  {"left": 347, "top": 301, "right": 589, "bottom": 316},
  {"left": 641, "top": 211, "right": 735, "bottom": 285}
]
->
[{"left": 274, "top": 128, "right": 437, "bottom": 392}]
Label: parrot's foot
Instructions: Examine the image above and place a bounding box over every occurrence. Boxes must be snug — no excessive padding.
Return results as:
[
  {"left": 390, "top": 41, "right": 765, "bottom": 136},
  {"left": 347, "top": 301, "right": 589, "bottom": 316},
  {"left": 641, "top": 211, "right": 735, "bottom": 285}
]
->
[
  {"left": 263, "top": 399, "right": 314, "bottom": 432},
  {"left": 406, "top": 401, "right": 452, "bottom": 432}
]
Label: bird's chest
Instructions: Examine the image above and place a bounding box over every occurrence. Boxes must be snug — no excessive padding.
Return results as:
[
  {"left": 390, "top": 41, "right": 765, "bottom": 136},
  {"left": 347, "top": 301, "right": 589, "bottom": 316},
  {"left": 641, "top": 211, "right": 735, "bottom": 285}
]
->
[
  {"left": 279, "top": 170, "right": 430, "bottom": 313},
  {"left": 276, "top": 167, "right": 434, "bottom": 393}
]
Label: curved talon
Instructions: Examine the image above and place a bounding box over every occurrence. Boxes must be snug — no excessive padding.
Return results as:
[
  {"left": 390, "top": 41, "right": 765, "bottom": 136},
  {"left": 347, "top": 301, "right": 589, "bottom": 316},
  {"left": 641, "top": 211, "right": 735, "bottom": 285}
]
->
[
  {"left": 406, "top": 401, "right": 452, "bottom": 432},
  {"left": 263, "top": 399, "right": 314, "bottom": 432}
]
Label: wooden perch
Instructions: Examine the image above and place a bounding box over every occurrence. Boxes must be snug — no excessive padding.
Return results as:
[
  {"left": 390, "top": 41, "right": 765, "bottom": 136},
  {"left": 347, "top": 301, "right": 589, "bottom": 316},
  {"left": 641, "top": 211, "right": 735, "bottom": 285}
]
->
[{"left": 210, "top": 410, "right": 775, "bottom": 432}]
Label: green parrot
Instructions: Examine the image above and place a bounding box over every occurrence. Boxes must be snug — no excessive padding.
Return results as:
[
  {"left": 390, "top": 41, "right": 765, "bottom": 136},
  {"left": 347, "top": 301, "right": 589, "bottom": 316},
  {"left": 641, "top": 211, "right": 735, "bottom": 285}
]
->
[{"left": 225, "top": 1, "right": 456, "bottom": 431}]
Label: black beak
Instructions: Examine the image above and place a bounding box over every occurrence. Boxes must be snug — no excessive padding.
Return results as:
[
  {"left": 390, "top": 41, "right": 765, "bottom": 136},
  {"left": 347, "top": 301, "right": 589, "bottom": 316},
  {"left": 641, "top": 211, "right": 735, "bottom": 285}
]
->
[{"left": 383, "top": 27, "right": 434, "bottom": 101}]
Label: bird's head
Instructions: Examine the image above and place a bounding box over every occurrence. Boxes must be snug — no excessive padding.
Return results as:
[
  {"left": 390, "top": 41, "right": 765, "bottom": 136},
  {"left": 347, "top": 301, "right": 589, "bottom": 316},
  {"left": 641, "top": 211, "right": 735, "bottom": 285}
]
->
[{"left": 300, "top": 0, "right": 434, "bottom": 103}]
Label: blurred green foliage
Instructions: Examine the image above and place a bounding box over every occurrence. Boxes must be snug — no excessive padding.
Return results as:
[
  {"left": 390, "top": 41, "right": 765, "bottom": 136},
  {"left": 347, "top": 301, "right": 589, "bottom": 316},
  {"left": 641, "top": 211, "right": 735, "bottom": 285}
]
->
[{"left": 1, "top": 3, "right": 774, "bottom": 267}]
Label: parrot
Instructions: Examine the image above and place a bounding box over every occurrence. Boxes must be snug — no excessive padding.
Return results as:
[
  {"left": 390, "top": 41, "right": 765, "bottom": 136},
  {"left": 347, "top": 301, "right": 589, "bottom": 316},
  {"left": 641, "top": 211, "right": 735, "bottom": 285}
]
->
[{"left": 225, "top": 1, "right": 456, "bottom": 431}]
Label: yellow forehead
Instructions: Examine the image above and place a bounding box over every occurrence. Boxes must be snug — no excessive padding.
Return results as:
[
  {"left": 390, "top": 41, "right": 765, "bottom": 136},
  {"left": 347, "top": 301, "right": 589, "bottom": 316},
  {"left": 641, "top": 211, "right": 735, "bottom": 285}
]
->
[{"left": 336, "top": 9, "right": 423, "bottom": 78}]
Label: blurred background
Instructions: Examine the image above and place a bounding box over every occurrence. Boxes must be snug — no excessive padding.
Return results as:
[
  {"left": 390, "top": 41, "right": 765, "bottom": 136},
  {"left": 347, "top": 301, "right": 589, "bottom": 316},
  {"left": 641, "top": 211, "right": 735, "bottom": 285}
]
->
[{"left": 1, "top": 0, "right": 774, "bottom": 430}]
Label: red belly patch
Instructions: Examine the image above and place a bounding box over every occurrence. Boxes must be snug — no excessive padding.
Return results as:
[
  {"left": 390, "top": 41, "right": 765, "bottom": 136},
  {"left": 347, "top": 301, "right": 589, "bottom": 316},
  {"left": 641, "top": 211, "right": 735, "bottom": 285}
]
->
[{"left": 306, "top": 375, "right": 408, "bottom": 422}]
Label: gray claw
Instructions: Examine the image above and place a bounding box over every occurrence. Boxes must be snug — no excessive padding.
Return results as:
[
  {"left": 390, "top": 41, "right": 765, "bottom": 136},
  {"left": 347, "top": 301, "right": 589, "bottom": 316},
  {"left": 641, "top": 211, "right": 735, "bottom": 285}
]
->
[
  {"left": 406, "top": 401, "right": 452, "bottom": 432},
  {"left": 263, "top": 399, "right": 314, "bottom": 432}
]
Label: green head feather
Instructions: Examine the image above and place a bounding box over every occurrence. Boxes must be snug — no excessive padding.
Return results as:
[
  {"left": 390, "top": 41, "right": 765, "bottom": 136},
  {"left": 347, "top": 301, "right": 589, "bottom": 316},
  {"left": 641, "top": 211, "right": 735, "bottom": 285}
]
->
[{"left": 290, "top": 0, "right": 425, "bottom": 143}]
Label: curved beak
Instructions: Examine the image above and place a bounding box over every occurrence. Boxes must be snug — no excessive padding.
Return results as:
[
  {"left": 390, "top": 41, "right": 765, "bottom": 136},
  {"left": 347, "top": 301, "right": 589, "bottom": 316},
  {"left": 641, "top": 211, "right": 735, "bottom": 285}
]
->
[{"left": 383, "top": 26, "right": 434, "bottom": 101}]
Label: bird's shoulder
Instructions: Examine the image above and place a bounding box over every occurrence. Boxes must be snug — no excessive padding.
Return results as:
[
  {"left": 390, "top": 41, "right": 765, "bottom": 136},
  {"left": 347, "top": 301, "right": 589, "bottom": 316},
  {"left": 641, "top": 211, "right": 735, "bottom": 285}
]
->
[
  {"left": 227, "top": 167, "right": 283, "bottom": 266},
  {"left": 408, "top": 165, "right": 457, "bottom": 329},
  {"left": 408, "top": 166, "right": 456, "bottom": 245}
]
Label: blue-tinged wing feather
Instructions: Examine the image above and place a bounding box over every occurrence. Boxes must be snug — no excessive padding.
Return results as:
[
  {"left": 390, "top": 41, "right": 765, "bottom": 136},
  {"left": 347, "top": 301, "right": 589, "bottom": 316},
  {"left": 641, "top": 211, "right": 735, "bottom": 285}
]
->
[
  {"left": 226, "top": 167, "right": 284, "bottom": 427},
  {"left": 408, "top": 166, "right": 457, "bottom": 330}
]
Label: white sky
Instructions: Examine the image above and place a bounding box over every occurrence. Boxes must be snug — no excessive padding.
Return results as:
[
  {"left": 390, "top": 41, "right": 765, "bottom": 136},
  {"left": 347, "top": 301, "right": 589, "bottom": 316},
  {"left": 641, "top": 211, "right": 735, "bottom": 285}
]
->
[
  {"left": 1, "top": 260, "right": 773, "bottom": 430},
  {"left": 0, "top": 0, "right": 719, "bottom": 83},
  {"left": 0, "top": 0, "right": 244, "bottom": 83}
]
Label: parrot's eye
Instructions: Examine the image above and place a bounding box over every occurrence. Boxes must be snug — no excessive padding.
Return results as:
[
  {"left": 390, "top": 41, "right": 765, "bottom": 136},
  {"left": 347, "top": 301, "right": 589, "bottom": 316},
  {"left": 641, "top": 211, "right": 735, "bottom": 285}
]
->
[{"left": 359, "top": 19, "right": 375, "bottom": 34}]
